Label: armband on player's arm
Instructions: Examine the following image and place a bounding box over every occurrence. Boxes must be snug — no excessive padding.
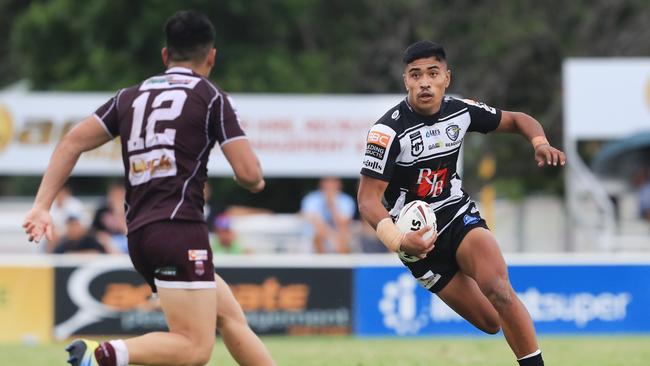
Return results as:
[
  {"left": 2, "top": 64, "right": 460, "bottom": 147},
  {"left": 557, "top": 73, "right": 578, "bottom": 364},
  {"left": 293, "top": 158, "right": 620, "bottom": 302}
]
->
[
  {"left": 531, "top": 136, "right": 549, "bottom": 150},
  {"left": 376, "top": 217, "right": 405, "bottom": 252}
]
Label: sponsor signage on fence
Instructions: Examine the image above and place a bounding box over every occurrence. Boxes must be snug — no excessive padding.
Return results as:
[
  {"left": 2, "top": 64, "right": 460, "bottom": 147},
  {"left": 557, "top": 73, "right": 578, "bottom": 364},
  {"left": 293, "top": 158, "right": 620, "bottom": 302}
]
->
[
  {"left": 354, "top": 265, "right": 650, "bottom": 335},
  {"left": 218, "top": 268, "right": 352, "bottom": 335},
  {"left": 53, "top": 261, "right": 352, "bottom": 338},
  {"left": 0, "top": 91, "right": 402, "bottom": 177},
  {"left": 0, "top": 266, "right": 53, "bottom": 342}
]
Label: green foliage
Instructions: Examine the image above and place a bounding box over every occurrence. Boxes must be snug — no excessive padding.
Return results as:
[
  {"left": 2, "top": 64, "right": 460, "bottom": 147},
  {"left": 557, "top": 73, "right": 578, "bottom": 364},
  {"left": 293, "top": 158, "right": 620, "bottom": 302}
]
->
[{"left": 5, "top": 0, "right": 650, "bottom": 196}]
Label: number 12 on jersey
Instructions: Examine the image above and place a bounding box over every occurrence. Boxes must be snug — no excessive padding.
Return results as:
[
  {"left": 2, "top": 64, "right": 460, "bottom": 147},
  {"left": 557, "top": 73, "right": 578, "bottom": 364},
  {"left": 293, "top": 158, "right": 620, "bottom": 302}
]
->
[
  {"left": 127, "top": 90, "right": 187, "bottom": 152},
  {"left": 127, "top": 90, "right": 187, "bottom": 186}
]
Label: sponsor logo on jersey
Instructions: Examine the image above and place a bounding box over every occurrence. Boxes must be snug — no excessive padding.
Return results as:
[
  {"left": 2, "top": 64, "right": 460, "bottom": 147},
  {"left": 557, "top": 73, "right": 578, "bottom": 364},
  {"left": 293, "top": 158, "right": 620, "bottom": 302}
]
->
[
  {"left": 194, "top": 261, "right": 205, "bottom": 276},
  {"left": 446, "top": 125, "right": 461, "bottom": 141},
  {"left": 154, "top": 266, "right": 177, "bottom": 276},
  {"left": 363, "top": 159, "right": 384, "bottom": 172},
  {"left": 365, "top": 143, "right": 386, "bottom": 160},
  {"left": 417, "top": 270, "right": 442, "bottom": 290},
  {"left": 416, "top": 167, "right": 448, "bottom": 198},
  {"left": 463, "top": 214, "right": 480, "bottom": 226},
  {"left": 410, "top": 131, "right": 424, "bottom": 156},
  {"left": 188, "top": 249, "right": 208, "bottom": 261},
  {"left": 140, "top": 75, "right": 201, "bottom": 91},
  {"left": 367, "top": 130, "right": 391, "bottom": 148},
  {"left": 461, "top": 98, "right": 497, "bottom": 114},
  {"left": 391, "top": 110, "right": 400, "bottom": 120},
  {"left": 425, "top": 129, "right": 440, "bottom": 138},
  {"left": 128, "top": 148, "right": 178, "bottom": 186}
]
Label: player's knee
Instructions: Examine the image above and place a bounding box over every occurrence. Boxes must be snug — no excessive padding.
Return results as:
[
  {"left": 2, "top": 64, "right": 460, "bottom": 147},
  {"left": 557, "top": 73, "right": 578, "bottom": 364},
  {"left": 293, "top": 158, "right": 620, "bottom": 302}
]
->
[
  {"left": 480, "top": 319, "right": 501, "bottom": 335},
  {"left": 480, "top": 276, "right": 514, "bottom": 310},
  {"left": 186, "top": 343, "right": 214, "bottom": 366}
]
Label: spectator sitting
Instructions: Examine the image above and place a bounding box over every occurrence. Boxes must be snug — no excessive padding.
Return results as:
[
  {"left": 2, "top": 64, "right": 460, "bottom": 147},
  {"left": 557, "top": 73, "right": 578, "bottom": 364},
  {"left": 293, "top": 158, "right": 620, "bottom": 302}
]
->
[
  {"left": 211, "top": 213, "right": 246, "bottom": 254},
  {"left": 91, "top": 183, "right": 128, "bottom": 253},
  {"left": 300, "top": 177, "right": 355, "bottom": 253},
  {"left": 47, "top": 185, "right": 87, "bottom": 252},
  {"left": 53, "top": 215, "right": 113, "bottom": 254}
]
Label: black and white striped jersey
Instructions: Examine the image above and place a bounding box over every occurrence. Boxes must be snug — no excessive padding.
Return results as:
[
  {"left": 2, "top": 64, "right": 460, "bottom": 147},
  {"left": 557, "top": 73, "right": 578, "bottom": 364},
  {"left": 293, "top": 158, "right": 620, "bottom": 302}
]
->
[{"left": 360, "top": 96, "right": 501, "bottom": 233}]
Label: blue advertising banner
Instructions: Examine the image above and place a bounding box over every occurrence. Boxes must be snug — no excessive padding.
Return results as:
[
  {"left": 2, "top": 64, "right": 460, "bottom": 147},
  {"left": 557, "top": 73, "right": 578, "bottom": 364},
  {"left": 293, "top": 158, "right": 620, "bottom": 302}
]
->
[{"left": 354, "top": 265, "right": 650, "bottom": 336}]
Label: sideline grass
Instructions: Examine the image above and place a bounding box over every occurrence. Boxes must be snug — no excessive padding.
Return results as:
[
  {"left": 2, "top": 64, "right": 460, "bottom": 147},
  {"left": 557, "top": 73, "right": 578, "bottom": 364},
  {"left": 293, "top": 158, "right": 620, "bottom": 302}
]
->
[{"left": 1, "top": 335, "right": 648, "bottom": 365}]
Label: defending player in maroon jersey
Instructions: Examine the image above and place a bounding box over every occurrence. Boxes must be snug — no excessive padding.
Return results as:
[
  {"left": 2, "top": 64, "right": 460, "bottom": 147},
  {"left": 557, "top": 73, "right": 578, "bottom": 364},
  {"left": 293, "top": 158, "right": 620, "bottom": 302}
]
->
[{"left": 23, "top": 10, "right": 275, "bottom": 366}]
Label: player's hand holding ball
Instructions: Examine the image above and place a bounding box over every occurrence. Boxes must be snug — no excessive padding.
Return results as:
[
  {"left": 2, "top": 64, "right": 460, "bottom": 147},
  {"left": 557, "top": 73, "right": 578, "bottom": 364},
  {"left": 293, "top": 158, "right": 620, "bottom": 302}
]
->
[{"left": 395, "top": 200, "right": 437, "bottom": 262}]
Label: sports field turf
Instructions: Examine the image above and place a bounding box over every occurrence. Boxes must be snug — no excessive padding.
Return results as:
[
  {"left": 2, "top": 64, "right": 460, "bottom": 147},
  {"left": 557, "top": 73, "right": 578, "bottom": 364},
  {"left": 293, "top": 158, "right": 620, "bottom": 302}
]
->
[{"left": 2, "top": 335, "right": 648, "bottom": 365}]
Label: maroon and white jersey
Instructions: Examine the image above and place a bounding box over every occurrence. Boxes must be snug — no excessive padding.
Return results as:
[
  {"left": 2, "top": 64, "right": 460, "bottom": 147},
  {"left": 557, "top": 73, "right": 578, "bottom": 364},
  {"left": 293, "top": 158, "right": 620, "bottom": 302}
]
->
[
  {"left": 360, "top": 96, "right": 501, "bottom": 234},
  {"left": 94, "top": 66, "right": 245, "bottom": 232}
]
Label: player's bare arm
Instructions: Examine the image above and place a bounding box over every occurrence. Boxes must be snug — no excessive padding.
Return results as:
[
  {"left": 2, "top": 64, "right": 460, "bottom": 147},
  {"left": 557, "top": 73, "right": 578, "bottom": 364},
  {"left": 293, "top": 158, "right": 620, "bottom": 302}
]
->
[
  {"left": 23, "top": 116, "right": 113, "bottom": 243},
  {"left": 222, "top": 138, "right": 265, "bottom": 193},
  {"left": 357, "top": 175, "right": 436, "bottom": 257},
  {"left": 496, "top": 110, "right": 566, "bottom": 167}
]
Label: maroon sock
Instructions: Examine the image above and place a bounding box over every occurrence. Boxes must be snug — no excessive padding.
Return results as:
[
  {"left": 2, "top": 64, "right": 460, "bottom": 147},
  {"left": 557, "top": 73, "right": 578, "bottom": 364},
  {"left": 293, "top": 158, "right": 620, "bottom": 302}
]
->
[{"left": 94, "top": 341, "right": 117, "bottom": 366}]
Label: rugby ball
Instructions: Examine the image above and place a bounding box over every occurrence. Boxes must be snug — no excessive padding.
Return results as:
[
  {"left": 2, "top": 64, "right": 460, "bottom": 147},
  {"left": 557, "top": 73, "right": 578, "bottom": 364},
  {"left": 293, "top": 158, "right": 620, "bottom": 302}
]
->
[{"left": 395, "top": 200, "right": 437, "bottom": 262}]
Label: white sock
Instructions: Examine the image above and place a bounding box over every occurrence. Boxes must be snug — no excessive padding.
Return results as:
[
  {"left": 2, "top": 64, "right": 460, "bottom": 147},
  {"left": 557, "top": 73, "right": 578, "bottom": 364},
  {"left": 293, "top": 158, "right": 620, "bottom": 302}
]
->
[
  {"left": 517, "top": 349, "right": 541, "bottom": 361},
  {"left": 109, "top": 339, "right": 129, "bottom": 366}
]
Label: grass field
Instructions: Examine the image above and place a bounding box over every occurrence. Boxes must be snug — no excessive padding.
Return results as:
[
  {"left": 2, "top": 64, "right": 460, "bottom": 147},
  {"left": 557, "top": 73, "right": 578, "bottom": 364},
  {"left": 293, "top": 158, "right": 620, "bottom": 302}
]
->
[{"left": 2, "top": 335, "right": 648, "bottom": 365}]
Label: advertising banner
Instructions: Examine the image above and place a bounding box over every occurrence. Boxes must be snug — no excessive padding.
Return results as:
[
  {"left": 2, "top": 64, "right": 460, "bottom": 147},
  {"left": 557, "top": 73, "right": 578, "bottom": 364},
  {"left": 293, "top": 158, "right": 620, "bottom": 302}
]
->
[
  {"left": 53, "top": 261, "right": 352, "bottom": 338},
  {"left": 219, "top": 268, "right": 352, "bottom": 335},
  {"left": 0, "top": 266, "right": 53, "bottom": 342},
  {"left": 354, "top": 264, "right": 650, "bottom": 336},
  {"left": 0, "top": 91, "right": 402, "bottom": 177}
]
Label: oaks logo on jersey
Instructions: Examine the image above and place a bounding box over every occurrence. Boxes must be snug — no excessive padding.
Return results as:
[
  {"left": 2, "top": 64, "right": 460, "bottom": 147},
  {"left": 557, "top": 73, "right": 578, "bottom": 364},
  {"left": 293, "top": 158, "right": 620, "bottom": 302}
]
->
[
  {"left": 391, "top": 110, "right": 400, "bottom": 120},
  {"left": 416, "top": 167, "right": 448, "bottom": 198},
  {"left": 409, "top": 131, "right": 424, "bottom": 157},
  {"left": 445, "top": 125, "right": 460, "bottom": 141},
  {"left": 363, "top": 159, "right": 384, "bottom": 172}
]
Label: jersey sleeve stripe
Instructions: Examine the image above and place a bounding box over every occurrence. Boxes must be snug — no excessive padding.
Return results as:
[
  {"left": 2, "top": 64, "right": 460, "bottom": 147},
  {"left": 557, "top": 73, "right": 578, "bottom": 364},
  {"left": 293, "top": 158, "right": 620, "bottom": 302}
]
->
[
  {"left": 220, "top": 135, "right": 248, "bottom": 147},
  {"left": 437, "top": 107, "right": 468, "bottom": 122},
  {"left": 92, "top": 113, "right": 114, "bottom": 138},
  {"left": 360, "top": 169, "right": 391, "bottom": 182}
]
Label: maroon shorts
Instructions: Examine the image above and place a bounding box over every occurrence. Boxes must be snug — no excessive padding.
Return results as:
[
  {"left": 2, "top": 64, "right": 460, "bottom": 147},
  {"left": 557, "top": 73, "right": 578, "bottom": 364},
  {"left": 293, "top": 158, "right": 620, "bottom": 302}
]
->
[{"left": 128, "top": 220, "right": 216, "bottom": 292}]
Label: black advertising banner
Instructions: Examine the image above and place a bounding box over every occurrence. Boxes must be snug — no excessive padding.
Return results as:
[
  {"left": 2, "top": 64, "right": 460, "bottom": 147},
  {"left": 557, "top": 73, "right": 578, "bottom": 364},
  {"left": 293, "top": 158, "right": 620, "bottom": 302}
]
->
[
  {"left": 219, "top": 268, "right": 353, "bottom": 335},
  {"left": 54, "top": 264, "right": 165, "bottom": 338},
  {"left": 54, "top": 262, "right": 352, "bottom": 337}
]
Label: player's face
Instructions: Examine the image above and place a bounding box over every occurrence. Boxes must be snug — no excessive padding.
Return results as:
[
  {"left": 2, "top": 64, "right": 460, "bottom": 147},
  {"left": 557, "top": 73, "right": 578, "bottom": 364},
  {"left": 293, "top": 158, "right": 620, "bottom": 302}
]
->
[{"left": 403, "top": 57, "right": 450, "bottom": 115}]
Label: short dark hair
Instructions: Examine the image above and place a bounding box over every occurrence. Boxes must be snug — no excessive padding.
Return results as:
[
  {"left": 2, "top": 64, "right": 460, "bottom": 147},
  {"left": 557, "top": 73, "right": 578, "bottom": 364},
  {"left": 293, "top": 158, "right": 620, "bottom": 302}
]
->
[
  {"left": 165, "top": 10, "right": 215, "bottom": 62},
  {"left": 402, "top": 41, "right": 446, "bottom": 64}
]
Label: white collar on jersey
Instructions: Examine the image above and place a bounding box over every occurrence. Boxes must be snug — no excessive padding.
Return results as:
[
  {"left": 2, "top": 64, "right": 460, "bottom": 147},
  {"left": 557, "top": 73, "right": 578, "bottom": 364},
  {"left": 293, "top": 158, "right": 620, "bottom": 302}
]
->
[{"left": 165, "top": 66, "right": 194, "bottom": 74}]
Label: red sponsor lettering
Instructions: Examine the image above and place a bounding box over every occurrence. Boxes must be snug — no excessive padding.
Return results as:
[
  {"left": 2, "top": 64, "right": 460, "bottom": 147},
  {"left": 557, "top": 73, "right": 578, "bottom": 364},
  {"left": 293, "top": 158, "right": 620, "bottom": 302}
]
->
[{"left": 416, "top": 168, "right": 448, "bottom": 198}]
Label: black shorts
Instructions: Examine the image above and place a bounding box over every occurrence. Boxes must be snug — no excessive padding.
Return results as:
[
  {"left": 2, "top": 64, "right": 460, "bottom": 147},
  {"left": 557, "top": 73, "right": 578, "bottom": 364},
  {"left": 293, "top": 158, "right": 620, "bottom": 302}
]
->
[
  {"left": 401, "top": 201, "right": 488, "bottom": 293},
  {"left": 128, "top": 220, "right": 216, "bottom": 293}
]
